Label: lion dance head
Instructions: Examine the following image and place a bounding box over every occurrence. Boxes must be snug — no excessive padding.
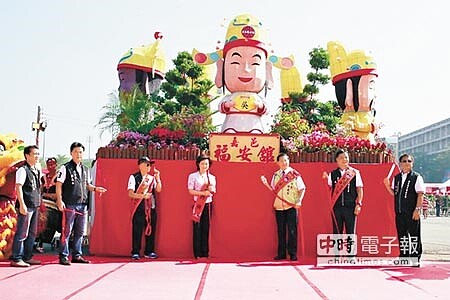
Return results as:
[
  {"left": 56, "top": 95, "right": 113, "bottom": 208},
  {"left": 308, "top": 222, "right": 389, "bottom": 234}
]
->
[{"left": 0, "top": 133, "right": 25, "bottom": 260}]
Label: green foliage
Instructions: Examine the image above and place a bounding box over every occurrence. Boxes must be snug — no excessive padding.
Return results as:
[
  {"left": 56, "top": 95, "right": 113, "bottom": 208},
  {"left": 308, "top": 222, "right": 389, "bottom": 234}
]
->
[
  {"left": 97, "top": 92, "right": 122, "bottom": 137},
  {"left": 306, "top": 72, "right": 329, "bottom": 85},
  {"left": 117, "top": 88, "right": 157, "bottom": 133},
  {"left": 97, "top": 87, "right": 158, "bottom": 135},
  {"left": 160, "top": 51, "right": 216, "bottom": 115},
  {"left": 271, "top": 111, "right": 310, "bottom": 140},
  {"left": 98, "top": 51, "right": 216, "bottom": 150},
  {"left": 160, "top": 100, "right": 179, "bottom": 116},
  {"left": 301, "top": 47, "right": 330, "bottom": 101},
  {"left": 55, "top": 154, "right": 70, "bottom": 165},
  {"left": 308, "top": 47, "right": 329, "bottom": 70},
  {"left": 156, "top": 107, "right": 216, "bottom": 149},
  {"left": 412, "top": 150, "right": 450, "bottom": 182},
  {"left": 315, "top": 101, "right": 343, "bottom": 133},
  {"left": 273, "top": 46, "right": 341, "bottom": 133}
]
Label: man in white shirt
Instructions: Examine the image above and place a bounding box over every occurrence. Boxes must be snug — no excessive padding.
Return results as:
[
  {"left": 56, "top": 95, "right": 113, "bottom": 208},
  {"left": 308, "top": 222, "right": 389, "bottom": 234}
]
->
[
  {"left": 261, "top": 153, "right": 305, "bottom": 261},
  {"left": 325, "top": 149, "right": 363, "bottom": 235},
  {"left": 56, "top": 142, "right": 106, "bottom": 266},
  {"left": 384, "top": 153, "right": 424, "bottom": 265},
  {"left": 127, "top": 156, "right": 162, "bottom": 260},
  {"left": 10, "top": 145, "right": 42, "bottom": 267}
]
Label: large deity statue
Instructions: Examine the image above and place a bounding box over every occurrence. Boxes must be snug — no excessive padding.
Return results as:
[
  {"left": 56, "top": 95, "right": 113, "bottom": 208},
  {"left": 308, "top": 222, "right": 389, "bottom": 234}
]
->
[
  {"left": 117, "top": 32, "right": 166, "bottom": 95},
  {"left": 193, "top": 14, "right": 303, "bottom": 133},
  {"left": 328, "top": 41, "right": 378, "bottom": 142}
]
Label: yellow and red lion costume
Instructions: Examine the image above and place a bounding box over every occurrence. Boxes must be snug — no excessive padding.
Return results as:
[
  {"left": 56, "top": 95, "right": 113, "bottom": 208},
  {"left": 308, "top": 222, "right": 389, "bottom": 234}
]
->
[{"left": 0, "top": 134, "right": 25, "bottom": 260}]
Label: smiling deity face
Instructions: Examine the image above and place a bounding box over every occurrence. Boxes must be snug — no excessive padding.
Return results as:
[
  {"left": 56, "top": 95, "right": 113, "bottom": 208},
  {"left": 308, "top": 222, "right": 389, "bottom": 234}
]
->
[{"left": 223, "top": 46, "right": 267, "bottom": 93}]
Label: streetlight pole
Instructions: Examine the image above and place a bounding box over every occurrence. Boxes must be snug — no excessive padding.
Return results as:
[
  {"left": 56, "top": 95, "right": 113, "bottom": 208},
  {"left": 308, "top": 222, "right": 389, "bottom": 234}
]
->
[
  {"left": 33, "top": 106, "right": 41, "bottom": 146},
  {"left": 32, "top": 105, "right": 47, "bottom": 147},
  {"left": 87, "top": 136, "right": 92, "bottom": 160}
]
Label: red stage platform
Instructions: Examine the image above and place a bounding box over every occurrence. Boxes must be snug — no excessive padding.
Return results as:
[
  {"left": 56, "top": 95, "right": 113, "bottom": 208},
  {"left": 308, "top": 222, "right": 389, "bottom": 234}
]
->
[{"left": 90, "top": 159, "right": 399, "bottom": 263}]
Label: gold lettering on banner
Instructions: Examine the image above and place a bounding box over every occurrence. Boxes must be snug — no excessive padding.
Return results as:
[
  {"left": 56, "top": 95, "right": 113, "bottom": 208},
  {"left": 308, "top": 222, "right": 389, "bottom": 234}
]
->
[{"left": 210, "top": 133, "right": 280, "bottom": 163}]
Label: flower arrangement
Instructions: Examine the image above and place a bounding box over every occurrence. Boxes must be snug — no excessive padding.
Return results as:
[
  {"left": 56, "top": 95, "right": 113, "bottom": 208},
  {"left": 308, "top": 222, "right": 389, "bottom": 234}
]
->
[
  {"left": 109, "top": 131, "right": 151, "bottom": 148},
  {"left": 155, "top": 109, "right": 215, "bottom": 149},
  {"left": 279, "top": 124, "right": 392, "bottom": 163},
  {"left": 97, "top": 130, "right": 201, "bottom": 160},
  {"left": 97, "top": 47, "right": 393, "bottom": 163},
  {"left": 270, "top": 110, "right": 310, "bottom": 140}
]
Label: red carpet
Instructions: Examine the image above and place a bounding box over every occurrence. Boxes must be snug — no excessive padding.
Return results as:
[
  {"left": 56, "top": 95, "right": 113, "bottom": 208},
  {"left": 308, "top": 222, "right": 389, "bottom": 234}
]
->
[{"left": 1, "top": 255, "right": 449, "bottom": 299}]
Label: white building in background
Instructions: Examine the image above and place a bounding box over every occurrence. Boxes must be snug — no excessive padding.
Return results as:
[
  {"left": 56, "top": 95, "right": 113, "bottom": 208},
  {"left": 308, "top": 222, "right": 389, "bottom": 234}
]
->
[
  {"left": 381, "top": 135, "right": 399, "bottom": 160},
  {"left": 398, "top": 117, "right": 450, "bottom": 156}
]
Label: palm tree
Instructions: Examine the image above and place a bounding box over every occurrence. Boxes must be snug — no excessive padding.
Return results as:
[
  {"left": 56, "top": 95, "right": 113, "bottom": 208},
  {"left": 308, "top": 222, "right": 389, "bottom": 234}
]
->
[
  {"left": 97, "top": 91, "right": 121, "bottom": 137},
  {"left": 55, "top": 154, "right": 70, "bottom": 166},
  {"left": 97, "top": 87, "right": 158, "bottom": 136}
]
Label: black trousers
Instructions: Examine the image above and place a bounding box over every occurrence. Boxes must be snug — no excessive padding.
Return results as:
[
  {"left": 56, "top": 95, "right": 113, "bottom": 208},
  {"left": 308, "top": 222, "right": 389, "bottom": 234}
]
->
[
  {"left": 193, "top": 203, "right": 211, "bottom": 258},
  {"left": 132, "top": 208, "right": 157, "bottom": 255},
  {"left": 395, "top": 212, "right": 422, "bottom": 259},
  {"left": 332, "top": 206, "right": 356, "bottom": 234},
  {"left": 275, "top": 207, "right": 297, "bottom": 258}
]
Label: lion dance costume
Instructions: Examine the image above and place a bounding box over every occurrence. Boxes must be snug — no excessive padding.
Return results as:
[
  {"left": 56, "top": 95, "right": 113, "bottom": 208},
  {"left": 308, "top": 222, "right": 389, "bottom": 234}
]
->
[{"left": 0, "top": 134, "right": 25, "bottom": 260}]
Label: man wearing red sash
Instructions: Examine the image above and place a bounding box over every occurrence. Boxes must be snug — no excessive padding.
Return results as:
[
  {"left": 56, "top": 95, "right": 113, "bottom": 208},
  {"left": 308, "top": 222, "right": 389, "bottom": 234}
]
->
[
  {"left": 261, "top": 153, "right": 305, "bottom": 261},
  {"left": 325, "top": 149, "right": 363, "bottom": 234},
  {"left": 127, "top": 156, "right": 162, "bottom": 260},
  {"left": 188, "top": 156, "right": 216, "bottom": 259}
]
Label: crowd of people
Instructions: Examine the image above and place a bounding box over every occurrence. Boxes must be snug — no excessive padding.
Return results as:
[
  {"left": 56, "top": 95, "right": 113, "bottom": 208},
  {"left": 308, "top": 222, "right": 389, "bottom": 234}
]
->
[
  {"left": 8, "top": 141, "right": 427, "bottom": 267},
  {"left": 423, "top": 191, "right": 449, "bottom": 218}
]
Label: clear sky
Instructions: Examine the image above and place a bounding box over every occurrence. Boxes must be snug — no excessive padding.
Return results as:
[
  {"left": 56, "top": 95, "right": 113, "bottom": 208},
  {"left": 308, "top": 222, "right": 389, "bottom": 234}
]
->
[{"left": 1, "top": 0, "right": 449, "bottom": 158}]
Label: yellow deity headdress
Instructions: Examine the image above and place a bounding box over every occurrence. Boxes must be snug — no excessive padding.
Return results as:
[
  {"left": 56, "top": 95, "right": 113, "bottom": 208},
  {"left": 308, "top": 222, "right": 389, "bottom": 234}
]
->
[
  {"left": 327, "top": 41, "right": 377, "bottom": 84},
  {"left": 117, "top": 32, "right": 166, "bottom": 78}
]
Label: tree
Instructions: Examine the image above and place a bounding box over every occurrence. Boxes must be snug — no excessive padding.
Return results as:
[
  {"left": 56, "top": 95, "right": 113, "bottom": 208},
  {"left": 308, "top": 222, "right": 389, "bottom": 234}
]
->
[
  {"left": 98, "top": 51, "right": 217, "bottom": 150},
  {"left": 274, "top": 46, "right": 342, "bottom": 133},
  {"left": 413, "top": 150, "right": 450, "bottom": 182},
  {"left": 96, "top": 91, "right": 122, "bottom": 137},
  {"left": 97, "top": 88, "right": 161, "bottom": 136},
  {"left": 159, "top": 51, "right": 216, "bottom": 115},
  {"left": 155, "top": 51, "right": 217, "bottom": 148}
]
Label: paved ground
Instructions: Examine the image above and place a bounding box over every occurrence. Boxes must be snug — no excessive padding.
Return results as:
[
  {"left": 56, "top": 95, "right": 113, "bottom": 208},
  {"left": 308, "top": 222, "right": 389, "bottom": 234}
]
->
[
  {"left": 2, "top": 257, "right": 450, "bottom": 299},
  {"left": 421, "top": 215, "right": 450, "bottom": 261},
  {"left": 0, "top": 216, "right": 448, "bottom": 299}
]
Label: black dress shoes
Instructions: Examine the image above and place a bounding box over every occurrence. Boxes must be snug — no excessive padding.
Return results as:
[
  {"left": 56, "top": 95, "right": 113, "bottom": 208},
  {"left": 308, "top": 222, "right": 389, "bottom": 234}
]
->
[
  {"left": 72, "top": 256, "right": 90, "bottom": 264},
  {"left": 274, "top": 255, "right": 286, "bottom": 260},
  {"left": 59, "top": 257, "right": 71, "bottom": 266}
]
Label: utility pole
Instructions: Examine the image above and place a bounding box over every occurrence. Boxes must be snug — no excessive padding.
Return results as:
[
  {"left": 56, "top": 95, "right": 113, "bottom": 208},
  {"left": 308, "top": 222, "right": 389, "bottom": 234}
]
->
[
  {"left": 87, "top": 136, "right": 92, "bottom": 160},
  {"left": 32, "top": 106, "right": 47, "bottom": 147}
]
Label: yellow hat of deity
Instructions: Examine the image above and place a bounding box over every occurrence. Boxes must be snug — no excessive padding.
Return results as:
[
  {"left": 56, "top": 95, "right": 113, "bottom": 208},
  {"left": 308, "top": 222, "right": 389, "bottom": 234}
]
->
[
  {"left": 192, "top": 14, "right": 303, "bottom": 98},
  {"left": 117, "top": 32, "right": 166, "bottom": 78},
  {"left": 192, "top": 14, "right": 268, "bottom": 65},
  {"left": 327, "top": 41, "right": 377, "bottom": 84},
  {"left": 222, "top": 14, "right": 268, "bottom": 57}
]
